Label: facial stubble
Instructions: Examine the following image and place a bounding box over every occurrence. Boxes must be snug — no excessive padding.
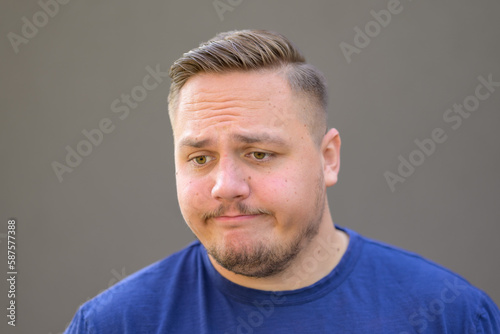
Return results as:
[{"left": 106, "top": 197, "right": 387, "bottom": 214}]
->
[{"left": 204, "top": 170, "right": 326, "bottom": 279}]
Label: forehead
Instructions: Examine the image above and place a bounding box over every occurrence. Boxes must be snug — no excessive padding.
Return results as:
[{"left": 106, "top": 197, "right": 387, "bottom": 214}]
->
[
  {"left": 178, "top": 71, "right": 291, "bottom": 111},
  {"left": 174, "top": 71, "right": 304, "bottom": 139}
]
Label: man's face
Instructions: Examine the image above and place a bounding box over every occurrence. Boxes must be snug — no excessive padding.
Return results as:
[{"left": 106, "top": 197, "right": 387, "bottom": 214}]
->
[{"left": 173, "top": 71, "right": 334, "bottom": 278}]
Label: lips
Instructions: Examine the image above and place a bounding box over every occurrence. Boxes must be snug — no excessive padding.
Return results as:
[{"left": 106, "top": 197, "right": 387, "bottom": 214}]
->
[{"left": 214, "top": 214, "right": 261, "bottom": 222}]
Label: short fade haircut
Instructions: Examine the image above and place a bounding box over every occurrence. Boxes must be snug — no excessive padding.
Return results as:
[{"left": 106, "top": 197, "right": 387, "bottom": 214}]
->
[{"left": 168, "top": 29, "right": 328, "bottom": 143}]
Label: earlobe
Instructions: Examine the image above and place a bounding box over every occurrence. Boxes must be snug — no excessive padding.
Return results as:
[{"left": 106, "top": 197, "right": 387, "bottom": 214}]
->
[{"left": 321, "top": 128, "right": 341, "bottom": 187}]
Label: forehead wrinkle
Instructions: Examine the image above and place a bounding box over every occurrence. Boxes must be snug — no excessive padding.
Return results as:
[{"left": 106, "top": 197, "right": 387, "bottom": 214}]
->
[
  {"left": 179, "top": 97, "right": 271, "bottom": 114},
  {"left": 177, "top": 99, "right": 278, "bottom": 128},
  {"left": 179, "top": 86, "right": 278, "bottom": 113}
]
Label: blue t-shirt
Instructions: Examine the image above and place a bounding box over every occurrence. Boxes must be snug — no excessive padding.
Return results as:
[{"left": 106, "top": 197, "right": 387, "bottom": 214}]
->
[{"left": 65, "top": 227, "right": 500, "bottom": 333}]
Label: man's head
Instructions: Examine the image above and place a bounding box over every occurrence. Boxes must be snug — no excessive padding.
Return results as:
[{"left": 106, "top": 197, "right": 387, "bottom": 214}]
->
[{"left": 169, "top": 30, "right": 340, "bottom": 279}]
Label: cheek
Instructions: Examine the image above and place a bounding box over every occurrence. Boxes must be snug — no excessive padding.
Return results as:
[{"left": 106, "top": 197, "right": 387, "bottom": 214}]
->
[
  {"left": 263, "top": 165, "right": 320, "bottom": 207},
  {"left": 257, "top": 171, "right": 300, "bottom": 207},
  {"left": 177, "top": 175, "right": 212, "bottom": 215}
]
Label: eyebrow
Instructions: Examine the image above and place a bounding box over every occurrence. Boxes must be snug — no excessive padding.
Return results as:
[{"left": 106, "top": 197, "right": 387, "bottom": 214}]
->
[
  {"left": 178, "top": 138, "right": 211, "bottom": 148},
  {"left": 231, "top": 133, "right": 287, "bottom": 146},
  {"left": 178, "top": 133, "right": 287, "bottom": 149}
]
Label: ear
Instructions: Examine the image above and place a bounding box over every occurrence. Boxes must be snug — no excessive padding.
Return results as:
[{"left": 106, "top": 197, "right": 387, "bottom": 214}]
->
[{"left": 321, "top": 128, "right": 341, "bottom": 187}]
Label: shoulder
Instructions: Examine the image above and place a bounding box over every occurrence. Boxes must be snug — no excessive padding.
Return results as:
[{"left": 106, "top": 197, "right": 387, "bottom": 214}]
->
[
  {"left": 355, "top": 230, "right": 482, "bottom": 299},
  {"left": 348, "top": 228, "right": 500, "bottom": 332},
  {"left": 65, "top": 241, "right": 204, "bottom": 333},
  {"left": 99, "top": 240, "right": 203, "bottom": 299}
]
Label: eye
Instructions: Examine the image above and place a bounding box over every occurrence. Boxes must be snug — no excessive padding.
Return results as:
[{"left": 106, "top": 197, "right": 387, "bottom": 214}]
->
[
  {"left": 190, "top": 155, "right": 213, "bottom": 166},
  {"left": 249, "top": 151, "right": 275, "bottom": 161},
  {"left": 252, "top": 152, "right": 268, "bottom": 160}
]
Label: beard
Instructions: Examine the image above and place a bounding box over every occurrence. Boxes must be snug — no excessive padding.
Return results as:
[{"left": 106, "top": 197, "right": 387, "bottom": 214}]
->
[{"left": 203, "top": 172, "right": 326, "bottom": 279}]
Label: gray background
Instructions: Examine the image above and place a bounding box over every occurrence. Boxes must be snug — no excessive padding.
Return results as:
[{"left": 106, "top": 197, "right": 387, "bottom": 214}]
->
[{"left": 1, "top": 0, "right": 499, "bottom": 332}]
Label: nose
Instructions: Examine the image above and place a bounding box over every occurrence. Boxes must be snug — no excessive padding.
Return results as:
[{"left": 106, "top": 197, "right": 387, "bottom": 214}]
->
[{"left": 211, "top": 156, "right": 250, "bottom": 202}]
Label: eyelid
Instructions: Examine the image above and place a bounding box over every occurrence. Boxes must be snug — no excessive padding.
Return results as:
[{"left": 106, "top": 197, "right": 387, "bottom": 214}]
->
[{"left": 186, "top": 150, "right": 213, "bottom": 161}]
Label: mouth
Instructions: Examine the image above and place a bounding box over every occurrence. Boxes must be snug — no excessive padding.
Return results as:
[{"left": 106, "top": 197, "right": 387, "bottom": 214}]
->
[
  {"left": 213, "top": 214, "right": 262, "bottom": 223},
  {"left": 202, "top": 205, "right": 272, "bottom": 226}
]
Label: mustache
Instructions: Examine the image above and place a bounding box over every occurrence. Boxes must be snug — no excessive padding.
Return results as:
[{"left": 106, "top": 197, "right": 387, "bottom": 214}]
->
[{"left": 201, "top": 203, "right": 273, "bottom": 221}]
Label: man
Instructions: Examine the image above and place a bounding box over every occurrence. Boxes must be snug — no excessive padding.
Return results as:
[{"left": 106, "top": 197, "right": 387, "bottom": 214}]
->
[{"left": 65, "top": 29, "right": 500, "bottom": 333}]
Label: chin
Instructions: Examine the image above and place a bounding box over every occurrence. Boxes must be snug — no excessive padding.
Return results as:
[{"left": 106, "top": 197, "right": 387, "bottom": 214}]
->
[{"left": 206, "top": 234, "right": 302, "bottom": 278}]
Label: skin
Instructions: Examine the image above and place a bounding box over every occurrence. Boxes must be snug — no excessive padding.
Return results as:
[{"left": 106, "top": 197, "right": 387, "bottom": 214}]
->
[{"left": 173, "top": 70, "right": 349, "bottom": 291}]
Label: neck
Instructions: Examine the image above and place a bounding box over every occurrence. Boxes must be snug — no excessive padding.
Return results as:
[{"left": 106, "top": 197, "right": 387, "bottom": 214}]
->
[{"left": 208, "top": 206, "right": 349, "bottom": 291}]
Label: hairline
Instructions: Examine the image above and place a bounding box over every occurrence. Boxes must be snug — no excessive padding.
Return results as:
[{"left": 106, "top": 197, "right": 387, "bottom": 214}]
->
[{"left": 169, "top": 67, "right": 327, "bottom": 146}]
